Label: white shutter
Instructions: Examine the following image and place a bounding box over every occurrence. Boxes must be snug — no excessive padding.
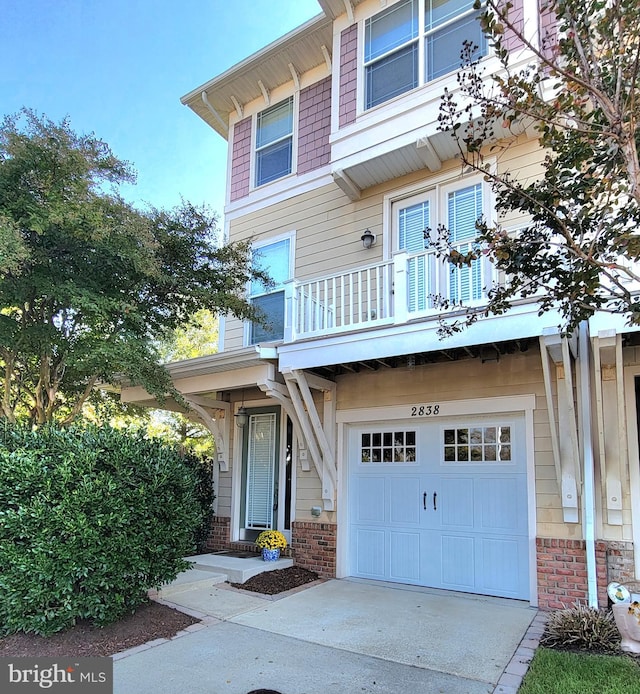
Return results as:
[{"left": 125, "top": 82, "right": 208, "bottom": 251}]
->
[
  {"left": 246, "top": 413, "right": 277, "bottom": 529},
  {"left": 448, "top": 184, "right": 483, "bottom": 303},
  {"left": 399, "top": 200, "right": 430, "bottom": 312}
]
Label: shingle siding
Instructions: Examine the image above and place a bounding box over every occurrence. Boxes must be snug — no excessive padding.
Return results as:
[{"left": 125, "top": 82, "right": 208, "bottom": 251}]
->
[
  {"left": 339, "top": 24, "right": 357, "bottom": 128},
  {"left": 230, "top": 116, "right": 252, "bottom": 201},
  {"left": 297, "top": 77, "right": 332, "bottom": 174}
]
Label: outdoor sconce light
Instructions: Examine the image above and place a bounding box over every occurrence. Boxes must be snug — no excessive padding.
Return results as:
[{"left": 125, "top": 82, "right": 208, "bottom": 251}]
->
[
  {"left": 235, "top": 390, "right": 248, "bottom": 428},
  {"left": 235, "top": 406, "right": 248, "bottom": 429},
  {"left": 361, "top": 228, "right": 376, "bottom": 249}
]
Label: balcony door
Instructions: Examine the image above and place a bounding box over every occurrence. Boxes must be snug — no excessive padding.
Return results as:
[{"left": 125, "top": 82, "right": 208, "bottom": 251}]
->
[{"left": 393, "top": 179, "right": 488, "bottom": 314}]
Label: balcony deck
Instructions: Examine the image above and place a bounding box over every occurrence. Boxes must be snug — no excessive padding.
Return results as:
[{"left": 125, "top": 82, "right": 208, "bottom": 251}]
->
[{"left": 280, "top": 251, "right": 552, "bottom": 371}]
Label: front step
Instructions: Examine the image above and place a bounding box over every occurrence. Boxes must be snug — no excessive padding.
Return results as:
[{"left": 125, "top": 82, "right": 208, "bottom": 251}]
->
[
  {"left": 184, "top": 552, "right": 294, "bottom": 584},
  {"left": 159, "top": 568, "right": 227, "bottom": 597}
]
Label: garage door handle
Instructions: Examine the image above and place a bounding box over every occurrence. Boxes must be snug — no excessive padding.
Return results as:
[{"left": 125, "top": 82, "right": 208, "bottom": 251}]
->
[
  {"left": 423, "top": 492, "right": 427, "bottom": 510},
  {"left": 433, "top": 492, "right": 437, "bottom": 511}
]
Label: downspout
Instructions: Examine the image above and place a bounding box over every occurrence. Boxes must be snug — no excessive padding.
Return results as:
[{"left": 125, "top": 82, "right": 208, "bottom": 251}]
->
[{"left": 579, "top": 321, "right": 598, "bottom": 607}]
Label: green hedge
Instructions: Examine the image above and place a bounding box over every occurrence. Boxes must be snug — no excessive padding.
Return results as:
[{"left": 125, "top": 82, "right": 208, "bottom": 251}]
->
[{"left": 0, "top": 424, "right": 205, "bottom": 636}]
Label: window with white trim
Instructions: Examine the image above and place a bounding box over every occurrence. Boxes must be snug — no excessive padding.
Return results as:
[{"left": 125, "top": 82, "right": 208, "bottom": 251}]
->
[
  {"left": 393, "top": 179, "right": 488, "bottom": 312},
  {"left": 364, "top": 0, "right": 487, "bottom": 110},
  {"left": 249, "top": 236, "right": 292, "bottom": 344},
  {"left": 255, "top": 97, "right": 294, "bottom": 187}
]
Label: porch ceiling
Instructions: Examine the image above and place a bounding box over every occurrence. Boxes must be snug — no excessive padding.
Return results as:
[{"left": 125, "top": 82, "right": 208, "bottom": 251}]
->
[
  {"left": 333, "top": 121, "right": 529, "bottom": 200},
  {"left": 304, "top": 337, "right": 538, "bottom": 379}
]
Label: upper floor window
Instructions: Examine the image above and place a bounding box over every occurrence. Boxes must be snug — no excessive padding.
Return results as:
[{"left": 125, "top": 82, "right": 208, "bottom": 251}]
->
[
  {"left": 364, "top": 0, "right": 487, "bottom": 110},
  {"left": 249, "top": 236, "right": 293, "bottom": 344},
  {"left": 394, "top": 180, "right": 487, "bottom": 311},
  {"left": 255, "top": 98, "right": 294, "bottom": 187}
]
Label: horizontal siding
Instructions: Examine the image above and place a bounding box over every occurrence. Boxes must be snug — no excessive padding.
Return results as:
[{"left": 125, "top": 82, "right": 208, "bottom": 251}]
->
[
  {"left": 334, "top": 349, "right": 569, "bottom": 542},
  {"left": 217, "top": 471, "right": 233, "bottom": 518}
]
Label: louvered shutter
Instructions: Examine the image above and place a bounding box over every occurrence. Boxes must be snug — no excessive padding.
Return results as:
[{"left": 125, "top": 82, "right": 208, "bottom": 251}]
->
[
  {"left": 245, "top": 413, "right": 277, "bottom": 529},
  {"left": 399, "top": 200, "right": 430, "bottom": 312},
  {"left": 448, "top": 184, "right": 483, "bottom": 303}
]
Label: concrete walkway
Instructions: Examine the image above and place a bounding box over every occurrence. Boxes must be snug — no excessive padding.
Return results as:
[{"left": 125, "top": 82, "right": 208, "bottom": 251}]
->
[{"left": 113, "top": 577, "right": 544, "bottom": 694}]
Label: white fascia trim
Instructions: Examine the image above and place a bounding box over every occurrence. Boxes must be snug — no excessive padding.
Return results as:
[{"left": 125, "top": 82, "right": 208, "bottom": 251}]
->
[
  {"left": 164, "top": 345, "right": 277, "bottom": 379},
  {"left": 278, "top": 302, "right": 561, "bottom": 371},
  {"left": 224, "top": 168, "right": 334, "bottom": 222}
]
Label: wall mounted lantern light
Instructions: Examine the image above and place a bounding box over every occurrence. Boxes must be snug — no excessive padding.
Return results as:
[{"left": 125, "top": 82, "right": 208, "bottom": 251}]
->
[
  {"left": 361, "top": 228, "right": 376, "bottom": 249},
  {"left": 235, "top": 390, "right": 249, "bottom": 429}
]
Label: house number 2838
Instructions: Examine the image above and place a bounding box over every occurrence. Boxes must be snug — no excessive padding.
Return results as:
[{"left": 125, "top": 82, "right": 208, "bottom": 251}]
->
[{"left": 411, "top": 405, "right": 440, "bottom": 417}]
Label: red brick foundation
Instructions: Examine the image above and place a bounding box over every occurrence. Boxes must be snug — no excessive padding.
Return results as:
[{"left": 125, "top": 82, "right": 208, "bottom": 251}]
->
[
  {"left": 536, "top": 538, "right": 609, "bottom": 609},
  {"left": 291, "top": 521, "right": 337, "bottom": 578},
  {"left": 203, "top": 515, "right": 231, "bottom": 553}
]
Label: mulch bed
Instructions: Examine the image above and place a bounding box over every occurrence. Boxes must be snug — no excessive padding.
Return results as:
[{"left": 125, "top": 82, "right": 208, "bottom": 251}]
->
[
  {"left": 0, "top": 566, "right": 320, "bottom": 657},
  {"left": 229, "top": 566, "right": 319, "bottom": 595},
  {"left": 0, "top": 602, "right": 198, "bottom": 658}
]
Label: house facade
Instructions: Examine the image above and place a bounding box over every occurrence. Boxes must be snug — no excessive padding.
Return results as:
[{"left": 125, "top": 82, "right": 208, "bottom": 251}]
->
[{"left": 122, "top": 0, "right": 640, "bottom": 609}]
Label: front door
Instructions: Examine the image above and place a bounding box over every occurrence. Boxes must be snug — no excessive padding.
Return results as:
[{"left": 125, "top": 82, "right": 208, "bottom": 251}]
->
[
  {"left": 242, "top": 409, "right": 280, "bottom": 535},
  {"left": 349, "top": 414, "right": 529, "bottom": 599}
]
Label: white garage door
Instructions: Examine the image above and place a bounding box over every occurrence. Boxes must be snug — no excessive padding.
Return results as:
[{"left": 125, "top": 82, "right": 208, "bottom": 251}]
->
[{"left": 349, "top": 414, "right": 530, "bottom": 599}]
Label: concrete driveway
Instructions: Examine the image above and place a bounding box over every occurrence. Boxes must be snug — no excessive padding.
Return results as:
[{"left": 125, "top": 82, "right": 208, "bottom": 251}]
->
[{"left": 113, "top": 578, "right": 543, "bottom": 694}]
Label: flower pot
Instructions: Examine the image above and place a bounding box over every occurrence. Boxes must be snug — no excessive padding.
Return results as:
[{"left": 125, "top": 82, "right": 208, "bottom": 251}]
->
[
  {"left": 261, "top": 548, "right": 280, "bottom": 562},
  {"left": 612, "top": 603, "right": 640, "bottom": 654}
]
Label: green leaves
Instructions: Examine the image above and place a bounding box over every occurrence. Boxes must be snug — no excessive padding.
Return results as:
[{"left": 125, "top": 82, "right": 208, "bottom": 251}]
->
[
  {"left": 438, "top": 0, "right": 640, "bottom": 332},
  {"left": 0, "top": 110, "right": 265, "bottom": 424},
  {"left": 0, "top": 423, "right": 205, "bottom": 636}
]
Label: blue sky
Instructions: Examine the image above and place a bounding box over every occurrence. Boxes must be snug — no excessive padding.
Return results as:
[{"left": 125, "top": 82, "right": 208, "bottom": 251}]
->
[{"left": 1, "top": 0, "right": 321, "bottom": 219}]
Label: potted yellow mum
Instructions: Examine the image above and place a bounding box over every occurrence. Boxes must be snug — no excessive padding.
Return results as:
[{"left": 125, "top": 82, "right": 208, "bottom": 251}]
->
[{"left": 255, "top": 530, "right": 287, "bottom": 562}]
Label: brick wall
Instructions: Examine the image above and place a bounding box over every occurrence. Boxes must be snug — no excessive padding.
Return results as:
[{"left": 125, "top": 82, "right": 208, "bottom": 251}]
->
[
  {"left": 339, "top": 25, "right": 357, "bottom": 128},
  {"left": 297, "top": 77, "right": 331, "bottom": 175},
  {"left": 203, "top": 515, "right": 231, "bottom": 552},
  {"left": 291, "top": 521, "right": 337, "bottom": 577},
  {"left": 230, "top": 117, "right": 252, "bottom": 201},
  {"left": 536, "top": 538, "right": 609, "bottom": 609},
  {"left": 606, "top": 541, "right": 636, "bottom": 585}
]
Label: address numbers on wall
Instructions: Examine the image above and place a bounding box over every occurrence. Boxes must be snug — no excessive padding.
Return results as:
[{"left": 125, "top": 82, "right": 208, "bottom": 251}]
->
[{"left": 410, "top": 404, "right": 440, "bottom": 417}]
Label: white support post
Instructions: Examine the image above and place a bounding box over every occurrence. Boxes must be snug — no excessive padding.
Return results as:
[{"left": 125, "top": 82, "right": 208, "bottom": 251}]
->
[
  {"left": 282, "top": 371, "right": 336, "bottom": 511},
  {"left": 593, "top": 331, "right": 626, "bottom": 525},
  {"left": 257, "top": 376, "right": 311, "bottom": 473},
  {"left": 540, "top": 332, "right": 581, "bottom": 522},
  {"left": 393, "top": 251, "right": 409, "bottom": 326}
]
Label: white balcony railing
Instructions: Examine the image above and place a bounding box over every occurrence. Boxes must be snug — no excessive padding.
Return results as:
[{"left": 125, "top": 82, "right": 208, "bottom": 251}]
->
[{"left": 284, "top": 250, "right": 492, "bottom": 342}]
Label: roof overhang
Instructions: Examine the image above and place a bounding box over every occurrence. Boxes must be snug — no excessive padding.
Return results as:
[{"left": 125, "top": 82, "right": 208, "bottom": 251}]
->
[
  {"left": 317, "top": 0, "right": 367, "bottom": 21},
  {"left": 120, "top": 346, "right": 278, "bottom": 406},
  {"left": 180, "top": 14, "right": 334, "bottom": 139},
  {"left": 332, "top": 121, "right": 530, "bottom": 201}
]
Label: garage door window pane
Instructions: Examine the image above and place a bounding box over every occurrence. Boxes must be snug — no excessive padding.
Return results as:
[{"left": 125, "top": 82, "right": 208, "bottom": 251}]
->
[
  {"left": 443, "top": 424, "right": 512, "bottom": 463},
  {"left": 361, "top": 430, "right": 417, "bottom": 463}
]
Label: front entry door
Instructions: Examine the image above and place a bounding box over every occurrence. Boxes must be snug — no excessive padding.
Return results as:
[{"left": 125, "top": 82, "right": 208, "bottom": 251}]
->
[
  {"left": 349, "top": 415, "right": 529, "bottom": 599},
  {"left": 244, "top": 410, "right": 280, "bottom": 531}
]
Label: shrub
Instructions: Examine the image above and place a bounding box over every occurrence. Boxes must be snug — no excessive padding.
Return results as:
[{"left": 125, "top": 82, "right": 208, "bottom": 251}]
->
[
  {"left": 541, "top": 603, "right": 620, "bottom": 653},
  {"left": 180, "top": 451, "right": 214, "bottom": 552},
  {"left": 0, "top": 423, "right": 205, "bottom": 636}
]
